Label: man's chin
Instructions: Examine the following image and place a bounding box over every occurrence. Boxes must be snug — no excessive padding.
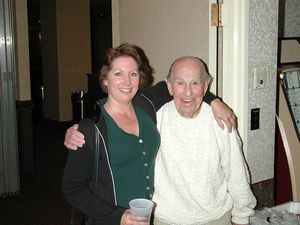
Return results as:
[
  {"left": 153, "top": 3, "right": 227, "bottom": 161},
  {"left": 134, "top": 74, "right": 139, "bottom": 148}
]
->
[{"left": 178, "top": 110, "right": 194, "bottom": 118}]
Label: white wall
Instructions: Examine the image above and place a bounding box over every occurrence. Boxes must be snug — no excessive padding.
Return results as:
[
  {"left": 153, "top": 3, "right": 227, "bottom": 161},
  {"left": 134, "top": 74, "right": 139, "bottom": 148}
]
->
[
  {"left": 247, "top": 0, "right": 279, "bottom": 183},
  {"left": 113, "top": 0, "right": 211, "bottom": 83},
  {"left": 282, "top": 0, "right": 300, "bottom": 37}
]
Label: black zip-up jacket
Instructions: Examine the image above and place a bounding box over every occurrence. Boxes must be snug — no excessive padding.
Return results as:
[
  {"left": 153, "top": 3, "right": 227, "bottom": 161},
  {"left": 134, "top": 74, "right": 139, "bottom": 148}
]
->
[{"left": 62, "top": 81, "right": 216, "bottom": 225}]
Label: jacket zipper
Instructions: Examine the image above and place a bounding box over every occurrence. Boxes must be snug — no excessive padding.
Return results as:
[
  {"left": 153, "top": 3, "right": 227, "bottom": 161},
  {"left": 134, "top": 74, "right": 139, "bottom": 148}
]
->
[
  {"left": 140, "top": 93, "right": 156, "bottom": 112},
  {"left": 94, "top": 124, "right": 118, "bottom": 206}
]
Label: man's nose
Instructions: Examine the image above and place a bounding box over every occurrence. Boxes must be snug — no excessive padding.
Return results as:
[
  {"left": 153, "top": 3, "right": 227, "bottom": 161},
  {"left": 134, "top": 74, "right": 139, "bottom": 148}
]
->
[{"left": 184, "top": 84, "right": 192, "bottom": 96}]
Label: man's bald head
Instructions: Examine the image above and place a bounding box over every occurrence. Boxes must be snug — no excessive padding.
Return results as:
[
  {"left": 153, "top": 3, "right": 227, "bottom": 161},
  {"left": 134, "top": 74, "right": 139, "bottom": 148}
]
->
[
  {"left": 167, "top": 56, "right": 211, "bottom": 83},
  {"left": 166, "top": 56, "right": 212, "bottom": 118}
]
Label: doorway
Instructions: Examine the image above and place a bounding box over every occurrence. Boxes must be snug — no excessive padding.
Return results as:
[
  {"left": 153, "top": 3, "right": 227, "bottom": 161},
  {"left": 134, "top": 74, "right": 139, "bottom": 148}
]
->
[{"left": 27, "top": 0, "right": 112, "bottom": 121}]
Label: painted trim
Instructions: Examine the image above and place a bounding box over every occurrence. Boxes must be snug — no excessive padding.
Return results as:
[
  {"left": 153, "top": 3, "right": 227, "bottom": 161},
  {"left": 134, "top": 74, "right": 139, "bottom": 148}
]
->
[
  {"left": 222, "top": 0, "right": 249, "bottom": 156},
  {"left": 209, "top": 0, "right": 217, "bottom": 94}
]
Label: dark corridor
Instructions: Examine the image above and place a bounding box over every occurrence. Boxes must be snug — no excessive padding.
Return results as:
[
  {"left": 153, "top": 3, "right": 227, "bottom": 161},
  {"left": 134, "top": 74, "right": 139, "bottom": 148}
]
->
[{"left": 0, "top": 120, "right": 73, "bottom": 225}]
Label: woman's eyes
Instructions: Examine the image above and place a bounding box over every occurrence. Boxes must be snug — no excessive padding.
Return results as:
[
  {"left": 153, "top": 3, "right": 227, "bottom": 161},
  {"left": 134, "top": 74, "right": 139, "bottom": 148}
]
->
[
  {"left": 130, "top": 72, "right": 138, "bottom": 77},
  {"left": 114, "top": 72, "right": 123, "bottom": 76},
  {"left": 114, "top": 72, "right": 139, "bottom": 77}
]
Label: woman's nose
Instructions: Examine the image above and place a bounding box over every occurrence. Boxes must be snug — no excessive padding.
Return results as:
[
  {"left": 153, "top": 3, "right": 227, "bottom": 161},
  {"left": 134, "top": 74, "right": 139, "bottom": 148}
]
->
[{"left": 124, "top": 74, "right": 131, "bottom": 85}]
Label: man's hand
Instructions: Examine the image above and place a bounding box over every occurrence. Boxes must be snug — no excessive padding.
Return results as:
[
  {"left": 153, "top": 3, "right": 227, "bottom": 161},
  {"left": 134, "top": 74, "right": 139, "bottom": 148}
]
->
[
  {"left": 120, "top": 209, "right": 149, "bottom": 225},
  {"left": 64, "top": 124, "right": 85, "bottom": 150},
  {"left": 210, "top": 98, "right": 237, "bottom": 132}
]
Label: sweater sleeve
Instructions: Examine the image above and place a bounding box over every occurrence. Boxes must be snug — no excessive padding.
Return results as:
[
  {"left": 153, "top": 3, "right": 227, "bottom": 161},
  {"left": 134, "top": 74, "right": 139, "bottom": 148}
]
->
[
  {"left": 219, "top": 129, "right": 257, "bottom": 224},
  {"left": 62, "top": 119, "right": 126, "bottom": 225},
  {"left": 140, "top": 80, "right": 218, "bottom": 112}
]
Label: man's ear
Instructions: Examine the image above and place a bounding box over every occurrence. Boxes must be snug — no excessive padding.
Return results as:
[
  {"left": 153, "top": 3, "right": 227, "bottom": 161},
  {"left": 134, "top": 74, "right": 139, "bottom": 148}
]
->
[
  {"left": 203, "top": 79, "right": 210, "bottom": 94},
  {"left": 166, "top": 79, "right": 173, "bottom": 96}
]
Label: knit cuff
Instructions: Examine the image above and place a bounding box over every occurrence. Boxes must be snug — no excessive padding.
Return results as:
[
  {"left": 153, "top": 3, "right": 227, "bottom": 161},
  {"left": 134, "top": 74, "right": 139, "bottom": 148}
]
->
[{"left": 232, "top": 215, "right": 249, "bottom": 224}]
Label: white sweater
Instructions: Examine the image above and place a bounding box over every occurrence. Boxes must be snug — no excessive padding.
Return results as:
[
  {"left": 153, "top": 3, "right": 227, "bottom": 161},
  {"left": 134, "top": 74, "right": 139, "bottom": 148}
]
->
[{"left": 152, "top": 101, "right": 256, "bottom": 225}]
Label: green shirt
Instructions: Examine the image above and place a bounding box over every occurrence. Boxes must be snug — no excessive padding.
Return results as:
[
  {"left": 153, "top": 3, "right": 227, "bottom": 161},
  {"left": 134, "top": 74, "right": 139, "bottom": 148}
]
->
[{"left": 101, "top": 103, "right": 160, "bottom": 208}]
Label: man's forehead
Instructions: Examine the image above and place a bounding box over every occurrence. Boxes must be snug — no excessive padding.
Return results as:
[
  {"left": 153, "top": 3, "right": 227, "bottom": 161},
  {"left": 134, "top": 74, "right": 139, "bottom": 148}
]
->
[
  {"left": 172, "top": 61, "right": 202, "bottom": 73},
  {"left": 172, "top": 73, "right": 202, "bottom": 79}
]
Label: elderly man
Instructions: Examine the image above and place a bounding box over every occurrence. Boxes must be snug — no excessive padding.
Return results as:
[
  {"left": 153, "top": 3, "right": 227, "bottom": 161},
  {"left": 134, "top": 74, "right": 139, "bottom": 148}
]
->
[
  {"left": 152, "top": 57, "right": 256, "bottom": 225},
  {"left": 64, "top": 57, "right": 256, "bottom": 225}
]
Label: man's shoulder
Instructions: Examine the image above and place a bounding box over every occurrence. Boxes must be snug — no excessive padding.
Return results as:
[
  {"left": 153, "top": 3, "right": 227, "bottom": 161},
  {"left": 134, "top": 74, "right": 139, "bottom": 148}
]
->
[
  {"left": 199, "top": 102, "right": 213, "bottom": 118},
  {"left": 157, "top": 100, "right": 175, "bottom": 115}
]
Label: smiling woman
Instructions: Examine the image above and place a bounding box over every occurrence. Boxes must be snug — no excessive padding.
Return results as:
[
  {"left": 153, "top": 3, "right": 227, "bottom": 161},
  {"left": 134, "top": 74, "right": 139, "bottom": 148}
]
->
[
  {"left": 103, "top": 56, "right": 139, "bottom": 96},
  {"left": 99, "top": 43, "right": 154, "bottom": 92},
  {"left": 62, "top": 43, "right": 161, "bottom": 225},
  {"left": 102, "top": 56, "right": 141, "bottom": 135}
]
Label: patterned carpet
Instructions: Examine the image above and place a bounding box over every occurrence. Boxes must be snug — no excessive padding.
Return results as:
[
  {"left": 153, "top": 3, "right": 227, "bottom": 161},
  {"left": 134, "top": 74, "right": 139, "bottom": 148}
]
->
[{"left": 0, "top": 120, "right": 73, "bottom": 225}]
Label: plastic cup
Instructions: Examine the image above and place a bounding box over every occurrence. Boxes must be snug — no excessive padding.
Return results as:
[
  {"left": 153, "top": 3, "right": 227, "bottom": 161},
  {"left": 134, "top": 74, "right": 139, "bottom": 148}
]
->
[{"left": 129, "top": 198, "right": 154, "bottom": 222}]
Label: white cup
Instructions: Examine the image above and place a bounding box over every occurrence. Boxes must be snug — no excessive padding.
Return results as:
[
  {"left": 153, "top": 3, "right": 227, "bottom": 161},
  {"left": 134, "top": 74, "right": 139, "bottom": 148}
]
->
[{"left": 129, "top": 198, "right": 154, "bottom": 222}]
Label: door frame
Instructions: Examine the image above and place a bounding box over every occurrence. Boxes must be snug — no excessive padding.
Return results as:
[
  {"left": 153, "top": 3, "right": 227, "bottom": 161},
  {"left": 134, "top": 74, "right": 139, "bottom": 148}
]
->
[
  {"left": 209, "top": 0, "right": 218, "bottom": 94},
  {"left": 222, "top": 0, "right": 249, "bottom": 155}
]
